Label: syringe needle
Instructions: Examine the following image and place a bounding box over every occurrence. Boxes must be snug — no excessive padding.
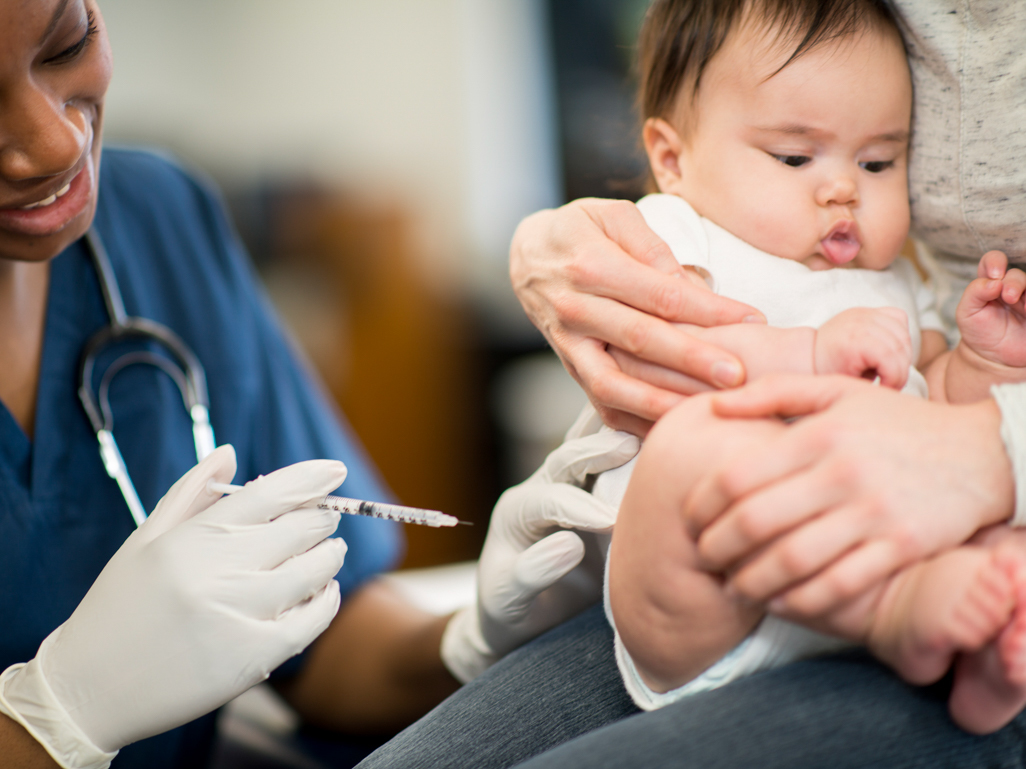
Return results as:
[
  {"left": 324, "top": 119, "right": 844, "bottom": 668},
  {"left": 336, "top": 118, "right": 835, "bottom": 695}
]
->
[{"left": 207, "top": 481, "right": 469, "bottom": 528}]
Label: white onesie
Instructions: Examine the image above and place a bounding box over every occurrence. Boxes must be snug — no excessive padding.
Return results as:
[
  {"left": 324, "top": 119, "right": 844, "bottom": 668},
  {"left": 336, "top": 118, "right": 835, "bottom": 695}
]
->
[{"left": 598, "top": 193, "right": 945, "bottom": 711}]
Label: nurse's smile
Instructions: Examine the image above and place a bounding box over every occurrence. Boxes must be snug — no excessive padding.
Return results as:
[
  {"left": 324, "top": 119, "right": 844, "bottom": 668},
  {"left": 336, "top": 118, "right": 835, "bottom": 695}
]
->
[
  {"left": 0, "top": 0, "right": 111, "bottom": 262},
  {"left": 0, "top": 157, "right": 94, "bottom": 237}
]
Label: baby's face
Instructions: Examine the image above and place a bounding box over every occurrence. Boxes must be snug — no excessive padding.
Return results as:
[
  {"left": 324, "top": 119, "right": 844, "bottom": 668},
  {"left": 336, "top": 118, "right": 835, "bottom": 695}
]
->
[{"left": 647, "top": 21, "right": 911, "bottom": 271}]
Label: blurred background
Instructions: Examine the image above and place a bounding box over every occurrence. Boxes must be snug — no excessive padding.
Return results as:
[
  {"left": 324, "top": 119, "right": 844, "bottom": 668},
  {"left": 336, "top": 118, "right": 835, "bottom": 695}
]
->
[{"left": 101, "top": 0, "right": 652, "bottom": 569}]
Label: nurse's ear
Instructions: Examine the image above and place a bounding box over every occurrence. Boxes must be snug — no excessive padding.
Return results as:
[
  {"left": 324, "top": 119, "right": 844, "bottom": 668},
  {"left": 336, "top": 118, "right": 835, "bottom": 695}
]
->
[{"left": 643, "top": 117, "right": 687, "bottom": 196}]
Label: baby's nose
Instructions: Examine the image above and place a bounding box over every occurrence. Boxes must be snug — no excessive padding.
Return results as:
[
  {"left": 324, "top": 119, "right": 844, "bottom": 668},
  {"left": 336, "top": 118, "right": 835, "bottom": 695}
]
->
[{"left": 816, "top": 173, "right": 858, "bottom": 208}]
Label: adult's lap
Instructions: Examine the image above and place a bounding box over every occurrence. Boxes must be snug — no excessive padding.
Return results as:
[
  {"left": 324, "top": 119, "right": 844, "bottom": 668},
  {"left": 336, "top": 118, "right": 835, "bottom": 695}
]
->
[
  {"left": 356, "top": 603, "right": 637, "bottom": 769},
  {"left": 513, "top": 649, "right": 1026, "bottom": 769},
  {"left": 360, "top": 603, "right": 1026, "bottom": 769}
]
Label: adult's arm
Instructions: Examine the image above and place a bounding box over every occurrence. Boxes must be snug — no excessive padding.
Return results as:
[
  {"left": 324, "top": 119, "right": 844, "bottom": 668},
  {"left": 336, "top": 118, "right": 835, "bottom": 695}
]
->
[
  {"left": 686, "top": 375, "right": 1015, "bottom": 618},
  {"left": 277, "top": 580, "right": 458, "bottom": 734},
  {"left": 0, "top": 716, "right": 58, "bottom": 769},
  {"left": 510, "top": 198, "right": 763, "bottom": 434}
]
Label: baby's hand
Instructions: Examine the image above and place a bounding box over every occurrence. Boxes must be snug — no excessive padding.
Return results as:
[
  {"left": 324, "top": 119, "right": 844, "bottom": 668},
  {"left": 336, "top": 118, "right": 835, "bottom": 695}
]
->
[
  {"left": 814, "top": 307, "right": 911, "bottom": 389},
  {"left": 956, "top": 251, "right": 1026, "bottom": 368}
]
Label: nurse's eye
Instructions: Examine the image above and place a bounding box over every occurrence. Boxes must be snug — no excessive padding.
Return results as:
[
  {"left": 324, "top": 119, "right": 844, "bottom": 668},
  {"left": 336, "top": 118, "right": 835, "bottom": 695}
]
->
[
  {"left": 43, "top": 11, "right": 98, "bottom": 65},
  {"left": 860, "top": 160, "right": 894, "bottom": 173},
  {"left": 772, "top": 155, "right": 811, "bottom": 168}
]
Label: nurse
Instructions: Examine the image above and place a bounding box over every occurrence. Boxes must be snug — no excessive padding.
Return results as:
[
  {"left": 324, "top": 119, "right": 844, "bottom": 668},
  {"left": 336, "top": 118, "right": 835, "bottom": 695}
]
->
[{"left": 0, "top": 2, "right": 626, "bottom": 767}]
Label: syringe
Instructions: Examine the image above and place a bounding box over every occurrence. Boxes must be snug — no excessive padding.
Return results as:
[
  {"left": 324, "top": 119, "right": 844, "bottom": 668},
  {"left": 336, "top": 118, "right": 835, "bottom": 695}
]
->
[{"left": 207, "top": 481, "right": 469, "bottom": 528}]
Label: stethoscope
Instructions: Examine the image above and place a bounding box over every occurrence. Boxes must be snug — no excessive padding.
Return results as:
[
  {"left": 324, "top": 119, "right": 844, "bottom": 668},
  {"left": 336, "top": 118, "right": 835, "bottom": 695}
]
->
[{"left": 78, "top": 228, "right": 216, "bottom": 527}]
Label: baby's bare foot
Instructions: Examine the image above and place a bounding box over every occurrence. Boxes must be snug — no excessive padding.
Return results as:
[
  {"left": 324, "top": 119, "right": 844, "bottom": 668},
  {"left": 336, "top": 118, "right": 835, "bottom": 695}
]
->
[
  {"left": 869, "top": 546, "right": 1015, "bottom": 686},
  {"left": 999, "top": 572, "right": 1026, "bottom": 684},
  {"left": 949, "top": 547, "right": 1026, "bottom": 734}
]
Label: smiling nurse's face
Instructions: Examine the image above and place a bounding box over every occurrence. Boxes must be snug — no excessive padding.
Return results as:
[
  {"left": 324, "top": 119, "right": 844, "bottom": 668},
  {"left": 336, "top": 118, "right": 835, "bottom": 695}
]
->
[{"left": 0, "top": 0, "right": 112, "bottom": 263}]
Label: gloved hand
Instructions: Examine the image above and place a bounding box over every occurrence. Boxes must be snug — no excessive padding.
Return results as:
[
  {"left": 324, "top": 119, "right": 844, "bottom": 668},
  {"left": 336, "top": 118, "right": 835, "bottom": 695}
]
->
[
  {"left": 442, "top": 407, "right": 639, "bottom": 682},
  {"left": 0, "top": 445, "right": 348, "bottom": 769}
]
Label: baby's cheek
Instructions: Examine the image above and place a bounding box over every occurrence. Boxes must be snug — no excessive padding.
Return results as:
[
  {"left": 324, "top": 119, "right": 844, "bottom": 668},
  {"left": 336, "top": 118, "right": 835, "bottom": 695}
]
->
[
  {"left": 735, "top": 206, "right": 817, "bottom": 263},
  {"left": 858, "top": 192, "right": 910, "bottom": 269}
]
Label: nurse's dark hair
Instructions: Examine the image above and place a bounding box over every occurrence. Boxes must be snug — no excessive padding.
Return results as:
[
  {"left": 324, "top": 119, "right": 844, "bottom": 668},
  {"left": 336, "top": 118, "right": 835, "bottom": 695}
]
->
[{"left": 638, "top": 0, "right": 907, "bottom": 121}]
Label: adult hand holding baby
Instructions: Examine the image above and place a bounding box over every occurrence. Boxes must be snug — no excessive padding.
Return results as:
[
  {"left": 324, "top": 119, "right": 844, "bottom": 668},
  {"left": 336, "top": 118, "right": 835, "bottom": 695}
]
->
[
  {"left": 510, "top": 198, "right": 765, "bottom": 436},
  {"left": 686, "top": 375, "right": 1014, "bottom": 620}
]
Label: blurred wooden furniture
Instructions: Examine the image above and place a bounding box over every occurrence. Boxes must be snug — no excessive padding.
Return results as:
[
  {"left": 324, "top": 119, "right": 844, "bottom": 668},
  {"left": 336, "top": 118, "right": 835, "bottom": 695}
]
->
[{"left": 268, "top": 192, "right": 488, "bottom": 568}]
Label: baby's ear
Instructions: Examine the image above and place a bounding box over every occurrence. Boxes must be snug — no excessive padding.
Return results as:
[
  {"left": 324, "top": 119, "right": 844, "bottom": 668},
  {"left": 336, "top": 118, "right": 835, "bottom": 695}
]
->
[{"left": 642, "top": 118, "right": 686, "bottom": 194}]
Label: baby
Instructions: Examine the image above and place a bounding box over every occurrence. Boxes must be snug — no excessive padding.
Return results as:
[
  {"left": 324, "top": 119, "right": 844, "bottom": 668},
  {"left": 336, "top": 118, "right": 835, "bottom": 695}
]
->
[{"left": 588, "top": 0, "right": 1026, "bottom": 735}]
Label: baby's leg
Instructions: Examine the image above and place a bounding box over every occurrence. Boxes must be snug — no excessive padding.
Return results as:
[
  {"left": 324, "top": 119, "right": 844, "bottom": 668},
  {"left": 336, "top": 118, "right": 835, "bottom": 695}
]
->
[
  {"left": 608, "top": 395, "right": 787, "bottom": 693},
  {"left": 854, "top": 527, "right": 1026, "bottom": 734}
]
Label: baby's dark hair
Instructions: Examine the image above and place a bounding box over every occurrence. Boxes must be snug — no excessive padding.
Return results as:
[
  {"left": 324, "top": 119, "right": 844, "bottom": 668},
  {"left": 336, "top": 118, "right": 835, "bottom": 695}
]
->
[{"left": 638, "top": 0, "right": 905, "bottom": 122}]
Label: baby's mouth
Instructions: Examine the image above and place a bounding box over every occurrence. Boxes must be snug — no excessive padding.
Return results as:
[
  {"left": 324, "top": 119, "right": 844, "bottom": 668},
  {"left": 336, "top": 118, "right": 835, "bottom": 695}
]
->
[{"left": 819, "top": 221, "right": 861, "bottom": 266}]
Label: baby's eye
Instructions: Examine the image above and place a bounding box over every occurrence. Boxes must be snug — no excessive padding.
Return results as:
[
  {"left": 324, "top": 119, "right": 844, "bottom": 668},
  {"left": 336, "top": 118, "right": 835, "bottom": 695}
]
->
[
  {"left": 773, "top": 155, "right": 811, "bottom": 168},
  {"left": 860, "top": 160, "right": 894, "bottom": 173}
]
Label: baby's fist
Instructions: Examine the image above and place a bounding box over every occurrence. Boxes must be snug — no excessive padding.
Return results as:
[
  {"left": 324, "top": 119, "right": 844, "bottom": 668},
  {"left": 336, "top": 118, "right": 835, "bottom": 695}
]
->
[
  {"left": 815, "top": 307, "right": 912, "bottom": 389},
  {"left": 956, "top": 251, "right": 1026, "bottom": 367}
]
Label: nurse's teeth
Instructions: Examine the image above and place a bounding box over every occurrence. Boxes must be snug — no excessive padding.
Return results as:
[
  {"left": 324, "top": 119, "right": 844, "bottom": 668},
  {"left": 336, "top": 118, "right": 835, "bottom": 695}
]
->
[{"left": 20, "top": 183, "right": 72, "bottom": 210}]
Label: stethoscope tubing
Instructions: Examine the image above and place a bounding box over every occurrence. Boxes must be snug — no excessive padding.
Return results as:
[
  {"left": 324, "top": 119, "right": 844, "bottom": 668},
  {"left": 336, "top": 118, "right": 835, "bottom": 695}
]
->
[{"left": 77, "top": 228, "right": 216, "bottom": 527}]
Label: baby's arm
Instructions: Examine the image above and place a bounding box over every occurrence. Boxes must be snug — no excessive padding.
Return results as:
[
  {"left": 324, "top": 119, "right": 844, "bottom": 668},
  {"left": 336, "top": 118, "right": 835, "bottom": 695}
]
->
[
  {"left": 612, "top": 307, "right": 912, "bottom": 392},
  {"left": 926, "top": 251, "right": 1026, "bottom": 404}
]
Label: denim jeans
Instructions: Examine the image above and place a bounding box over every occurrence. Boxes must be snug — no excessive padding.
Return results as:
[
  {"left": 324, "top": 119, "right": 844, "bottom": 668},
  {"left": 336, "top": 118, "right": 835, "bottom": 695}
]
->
[{"left": 359, "top": 603, "right": 1026, "bottom": 768}]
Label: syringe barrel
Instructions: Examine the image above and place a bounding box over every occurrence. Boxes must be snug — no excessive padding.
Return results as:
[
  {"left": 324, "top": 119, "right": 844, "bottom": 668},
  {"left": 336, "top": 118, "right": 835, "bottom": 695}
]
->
[{"left": 320, "top": 495, "right": 455, "bottom": 527}]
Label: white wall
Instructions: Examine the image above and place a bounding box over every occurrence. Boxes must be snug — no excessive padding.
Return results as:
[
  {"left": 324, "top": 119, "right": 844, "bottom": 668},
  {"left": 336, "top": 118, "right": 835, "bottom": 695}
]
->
[{"left": 100, "top": 0, "right": 561, "bottom": 301}]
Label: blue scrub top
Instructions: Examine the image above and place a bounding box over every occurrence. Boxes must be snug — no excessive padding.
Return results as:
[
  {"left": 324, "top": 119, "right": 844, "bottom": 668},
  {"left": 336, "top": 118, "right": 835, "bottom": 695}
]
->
[{"left": 0, "top": 148, "right": 403, "bottom": 767}]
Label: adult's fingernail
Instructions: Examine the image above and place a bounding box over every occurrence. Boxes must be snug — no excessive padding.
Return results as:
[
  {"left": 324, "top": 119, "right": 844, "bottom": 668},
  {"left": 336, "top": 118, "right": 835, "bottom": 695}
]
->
[{"left": 712, "top": 361, "right": 743, "bottom": 388}]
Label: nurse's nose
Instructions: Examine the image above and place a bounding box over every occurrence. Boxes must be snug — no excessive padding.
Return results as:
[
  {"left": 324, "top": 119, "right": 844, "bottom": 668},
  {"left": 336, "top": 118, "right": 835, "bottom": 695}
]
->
[
  {"left": 815, "top": 169, "right": 858, "bottom": 208},
  {"left": 0, "top": 84, "right": 86, "bottom": 182}
]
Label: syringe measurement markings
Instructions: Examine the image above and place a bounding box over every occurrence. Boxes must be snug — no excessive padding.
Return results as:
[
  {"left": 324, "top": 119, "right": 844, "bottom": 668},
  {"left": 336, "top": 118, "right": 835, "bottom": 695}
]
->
[
  {"left": 207, "top": 481, "right": 464, "bottom": 528},
  {"left": 320, "top": 496, "right": 455, "bottom": 527}
]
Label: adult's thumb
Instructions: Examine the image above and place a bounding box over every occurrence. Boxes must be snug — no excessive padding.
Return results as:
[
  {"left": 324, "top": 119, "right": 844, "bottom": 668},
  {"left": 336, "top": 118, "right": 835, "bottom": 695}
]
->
[
  {"left": 543, "top": 430, "right": 640, "bottom": 486},
  {"left": 711, "top": 374, "right": 866, "bottom": 419},
  {"left": 142, "top": 444, "right": 238, "bottom": 537},
  {"left": 513, "top": 530, "right": 586, "bottom": 597}
]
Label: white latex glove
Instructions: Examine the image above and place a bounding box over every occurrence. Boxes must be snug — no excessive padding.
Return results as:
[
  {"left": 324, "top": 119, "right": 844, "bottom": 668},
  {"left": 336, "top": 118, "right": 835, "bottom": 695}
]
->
[
  {"left": 0, "top": 445, "right": 348, "bottom": 769},
  {"left": 441, "top": 407, "right": 639, "bottom": 682}
]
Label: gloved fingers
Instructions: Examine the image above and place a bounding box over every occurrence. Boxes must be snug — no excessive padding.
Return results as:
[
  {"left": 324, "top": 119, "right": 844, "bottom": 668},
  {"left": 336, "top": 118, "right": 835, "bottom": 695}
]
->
[
  {"left": 143, "top": 444, "right": 238, "bottom": 538},
  {"left": 541, "top": 431, "right": 640, "bottom": 486},
  {"left": 203, "top": 459, "right": 348, "bottom": 526},
  {"left": 272, "top": 579, "right": 342, "bottom": 656},
  {"left": 246, "top": 537, "right": 348, "bottom": 619},
  {"left": 512, "top": 530, "right": 586, "bottom": 598},
  {"left": 242, "top": 506, "right": 343, "bottom": 570},
  {"left": 507, "top": 483, "right": 618, "bottom": 542}
]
